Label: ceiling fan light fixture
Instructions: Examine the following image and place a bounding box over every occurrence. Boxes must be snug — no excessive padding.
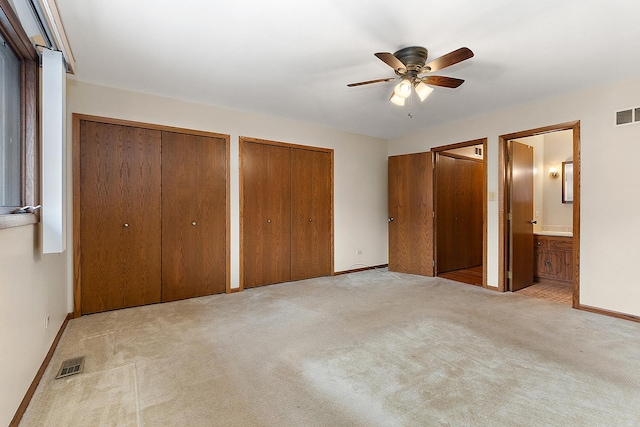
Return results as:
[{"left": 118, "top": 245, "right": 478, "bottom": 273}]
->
[
  {"left": 414, "top": 81, "right": 434, "bottom": 102},
  {"left": 394, "top": 79, "right": 412, "bottom": 99},
  {"left": 389, "top": 91, "right": 405, "bottom": 106}
]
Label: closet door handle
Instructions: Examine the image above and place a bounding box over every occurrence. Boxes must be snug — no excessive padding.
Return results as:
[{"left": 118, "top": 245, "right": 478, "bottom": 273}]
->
[
  {"left": 123, "top": 223, "right": 129, "bottom": 228},
  {"left": 191, "top": 221, "right": 197, "bottom": 226},
  {"left": 267, "top": 219, "right": 271, "bottom": 223},
  {"left": 388, "top": 217, "right": 394, "bottom": 222},
  {"left": 308, "top": 218, "right": 312, "bottom": 222},
  {"left": 530, "top": 220, "right": 537, "bottom": 225}
]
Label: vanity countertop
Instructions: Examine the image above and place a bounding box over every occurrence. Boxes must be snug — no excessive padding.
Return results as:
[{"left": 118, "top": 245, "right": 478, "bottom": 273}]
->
[{"left": 534, "top": 231, "right": 573, "bottom": 237}]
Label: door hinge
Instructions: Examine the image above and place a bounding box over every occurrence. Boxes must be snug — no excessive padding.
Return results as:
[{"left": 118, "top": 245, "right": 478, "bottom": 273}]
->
[
  {"left": 432, "top": 260, "right": 435, "bottom": 267},
  {"left": 507, "top": 271, "right": 512, "bottom": 279},
  {"left": 433, "top": 211, "right": 435, "bottom": 218},
  {"left": 508, "top": 213, "right": 512, "bottom": 221}
]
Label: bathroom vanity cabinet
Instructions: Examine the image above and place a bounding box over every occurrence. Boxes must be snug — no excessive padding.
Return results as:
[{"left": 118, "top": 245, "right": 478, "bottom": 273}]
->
[{"left": 533, "top": 234, "right": 573, "bottom": 284}]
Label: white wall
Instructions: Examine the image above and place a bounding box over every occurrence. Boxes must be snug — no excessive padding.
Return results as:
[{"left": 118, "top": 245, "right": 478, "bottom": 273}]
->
[
  {"left": 0, "top": 225, "right": 68, "bottom": 426},
  {"left": 65, "top": 79, "right": 389, "bottom": 291},
  {"left": 542, "top": 131, "right": 573, "bottom": 229},
  {"left": 389, "top": 75, "right": 640, "bottom": 317}
]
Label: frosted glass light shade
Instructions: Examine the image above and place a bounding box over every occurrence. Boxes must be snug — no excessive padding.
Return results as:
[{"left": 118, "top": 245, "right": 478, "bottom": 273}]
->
[
  {"left": 415, "top": 82, "right": 434, "bottom": 102},
  {"left": 389, "top": 91, "right": 405, "bottom": 106},
  {"left": 394, "top": 79, "right": 412, "bottom": 99}
]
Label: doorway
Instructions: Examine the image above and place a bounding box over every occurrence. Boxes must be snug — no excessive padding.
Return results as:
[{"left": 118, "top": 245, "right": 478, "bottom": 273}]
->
[
  {"left": 499, "top": 122, "right": 580, "bottom": 307},
  {"left": 433, "top": 139, "right": 487, "bottom": 287}
]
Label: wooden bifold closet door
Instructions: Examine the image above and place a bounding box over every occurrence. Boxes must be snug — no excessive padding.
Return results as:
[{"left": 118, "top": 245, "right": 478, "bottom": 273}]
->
[
  {"left": 291, "top": 149, "right": 332, "bottom": 281},
  {"left": 79, "top": 121, "right": 162, "bottom": 314},
  {"left": 241, "top": 142, "right": 292, "bottom": 288},
  {"left": 161, "top": 131, "right": 227, "bottom": 301},
  {"left": 76, "top": 116, "right": 229, "bottom": 315},
  {"left": 241, "top": 139, "right": 333, "bottom": 289},
  {"left": 436, "top": 154, "right": 483, "bottom": 274}
]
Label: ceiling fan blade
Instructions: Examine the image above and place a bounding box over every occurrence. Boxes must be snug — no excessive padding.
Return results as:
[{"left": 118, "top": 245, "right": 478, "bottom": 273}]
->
[
  {"left": 423, "top": 47, "right": 474, "bottom": 73},
  {"left": 347, "top": 77, "right": 394, "bottom": 87},
  {"left": 421, "top": 75, "right": 465, "bottom": 88},
  {"left": 374, "top": 52, "right": 407, "bottom": 73}
]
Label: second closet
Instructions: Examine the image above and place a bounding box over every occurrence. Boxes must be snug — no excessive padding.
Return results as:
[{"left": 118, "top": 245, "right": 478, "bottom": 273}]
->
[{"left": 240, "top": 137, "right": 333, "bottom": 288}]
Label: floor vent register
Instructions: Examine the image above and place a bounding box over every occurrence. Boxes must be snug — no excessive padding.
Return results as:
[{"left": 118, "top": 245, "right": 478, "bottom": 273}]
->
[{"left": 55, "top": 357, "right": 85, "bottom": 379}]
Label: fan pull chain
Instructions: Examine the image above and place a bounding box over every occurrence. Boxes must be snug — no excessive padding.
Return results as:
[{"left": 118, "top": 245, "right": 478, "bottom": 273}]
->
[{"left": 408, "top": 91, "right": 414, "bottom": 118}]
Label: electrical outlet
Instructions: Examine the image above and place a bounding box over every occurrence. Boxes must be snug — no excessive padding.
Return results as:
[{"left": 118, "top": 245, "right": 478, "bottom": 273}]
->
[
  {"left": 44, "top": 316, "right": 50, "bottom": 329},
  {"left": 356, "top": 250, "right": 363, "bottom": 255}
]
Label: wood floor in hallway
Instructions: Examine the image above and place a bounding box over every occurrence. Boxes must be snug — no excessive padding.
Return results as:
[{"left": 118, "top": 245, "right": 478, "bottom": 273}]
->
[
  {"left": 438, "top": 265, "right": 483, "bottom": 286},
  {"left": 438, "top": 266, "right": 573, "bottom": 305}
]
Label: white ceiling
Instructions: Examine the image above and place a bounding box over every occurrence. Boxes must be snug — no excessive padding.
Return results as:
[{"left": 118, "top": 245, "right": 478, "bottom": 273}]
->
[{"left": 55, "top": 0, "right": 640, "bottom": 139}]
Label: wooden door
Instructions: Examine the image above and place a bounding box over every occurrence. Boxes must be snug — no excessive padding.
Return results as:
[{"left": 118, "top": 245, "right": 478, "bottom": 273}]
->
[
  {"left": 161, "top": 131, "right": 227, "bottom": 301},
  {"left": 436, "top": 155, "right": 457, "bottom": 273},
  {"left": 79, "top": 121, "right": 162, "bottom": 314},
  {"left": 456, "top": 158, "right": 484, "bottom": 269},
  {"left": 291, "top": 149, "right": 332, "bottom": 281},
  {"left": 510, "top": 141, "right": 535, "bottom": 291},
  {"left": 242, "top": 142, "right": 292, "bottom": 288},
  {"left": 388, "top": 152, "right": 434, "bottom": 276},
  {"left": 436, "top": 154, "right": 483, "bottom": 273}
]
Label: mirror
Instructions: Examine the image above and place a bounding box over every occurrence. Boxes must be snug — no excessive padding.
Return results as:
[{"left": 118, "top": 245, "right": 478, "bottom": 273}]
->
[{"left": 562, "top": 161, "right": 573, "bottom": 203}]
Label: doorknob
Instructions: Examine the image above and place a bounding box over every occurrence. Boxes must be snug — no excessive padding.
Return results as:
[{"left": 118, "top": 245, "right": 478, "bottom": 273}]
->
[
  {"left": 530, "top": 220, "right": 537, "bottom": 224},
  {"left": 388, "top": 217, "right": 394, "bottom": 222},
  {"left": 123, "top": 223, "right": 129, "bottom": 228},
  {"left": 191, "top": 221, "right": 196, "bottom": 226}
]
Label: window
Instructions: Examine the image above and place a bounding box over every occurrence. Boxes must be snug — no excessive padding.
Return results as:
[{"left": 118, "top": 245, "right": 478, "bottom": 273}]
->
[
  {"left": 0, "top": 0, "right": 39, "bottom": 226},
  {"left": 0, "top": 33, "right": 21, "bottom": 207}
]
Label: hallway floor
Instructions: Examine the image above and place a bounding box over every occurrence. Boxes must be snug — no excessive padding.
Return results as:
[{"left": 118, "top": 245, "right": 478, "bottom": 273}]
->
[{"left": 517, "top": 281, "right": 573, "bottom": 305}]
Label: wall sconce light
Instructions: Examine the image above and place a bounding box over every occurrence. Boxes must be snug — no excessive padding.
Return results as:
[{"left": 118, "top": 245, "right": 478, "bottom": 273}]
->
[{"left": 548, "top": 167, "right": 559, "bottom": 178}]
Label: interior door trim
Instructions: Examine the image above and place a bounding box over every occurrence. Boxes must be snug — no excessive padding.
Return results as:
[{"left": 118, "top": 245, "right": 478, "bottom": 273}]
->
[{"left": 498, "top": 121, "right": 580, "bottom": 308}]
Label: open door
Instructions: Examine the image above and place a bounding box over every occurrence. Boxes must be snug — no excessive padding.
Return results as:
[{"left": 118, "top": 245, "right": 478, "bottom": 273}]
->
[
  {"left": 509, "top": 141, "right": 535, "bottom": 291},
  {"left": 388, "top": 152, "right": 434, "bottom": 276}
]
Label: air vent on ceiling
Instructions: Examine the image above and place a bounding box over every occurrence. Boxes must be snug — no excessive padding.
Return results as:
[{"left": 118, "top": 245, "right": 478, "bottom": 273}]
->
[{"left": 615, "top": 106, "right": 640, "bottom": 126}]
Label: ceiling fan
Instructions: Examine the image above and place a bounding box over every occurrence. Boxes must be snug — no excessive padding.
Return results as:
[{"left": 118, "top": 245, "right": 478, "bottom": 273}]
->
[{"left": 347, "top": 46, "right": 474, "bottom": 106}]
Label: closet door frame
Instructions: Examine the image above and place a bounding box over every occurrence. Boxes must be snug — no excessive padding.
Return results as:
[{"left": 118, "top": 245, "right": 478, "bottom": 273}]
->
[
  {"left": 73, "top": 114, "right": 231, "bottom": 317},
  {"left": 239, "top": 136, "right": 334, "bottom": 291}
]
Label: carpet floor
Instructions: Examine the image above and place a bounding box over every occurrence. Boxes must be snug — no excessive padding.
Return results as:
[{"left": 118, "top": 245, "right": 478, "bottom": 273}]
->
[{"left": 20, "top": 269, "right": 640, "bottom": 426}]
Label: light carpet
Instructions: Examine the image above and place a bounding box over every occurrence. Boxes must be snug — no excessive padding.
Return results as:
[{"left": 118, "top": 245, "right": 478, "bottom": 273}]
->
[{"left": 20, "top": 269, "right": 640, "bottom": 426}]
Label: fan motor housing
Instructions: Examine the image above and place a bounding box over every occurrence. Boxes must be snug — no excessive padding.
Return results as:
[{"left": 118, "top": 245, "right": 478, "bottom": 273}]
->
[{"left": 393, "top": 46, "right": 429, "bottom": 74}]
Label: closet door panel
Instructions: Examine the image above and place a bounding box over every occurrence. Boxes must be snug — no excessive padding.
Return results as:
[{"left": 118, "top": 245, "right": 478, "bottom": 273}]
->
[
  {"left": 291, "top": 149, "right": 332, "bottom": 281},
  {"left": 455, "top": 158, "right": 483, "bottom": 270},
  {"left": 242, "top": 142, "right": 269, "bottom": 288},
  {"left": 162, "top": 132, "right": 227, "bottom": 301},
  {"left": 80, "top": 121, "right": 125, "bottom": 314},
  {"left": 466, "top": 159, "right": 484, "bottom": 267},
  {"left": 265, "top": 144, "right": 292, "bottom": 285},
  {"left": 242, "top": 142, "right": 291, "bottom": 288},
  {"left": 121, "top": 126, "right": 162, "bottom": 308},
  {"left": 79, "top": 121, "right": 162, "bottom": 314},
  {"left": 436, "top": 155, "right": 458, "bottom": 273}
]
